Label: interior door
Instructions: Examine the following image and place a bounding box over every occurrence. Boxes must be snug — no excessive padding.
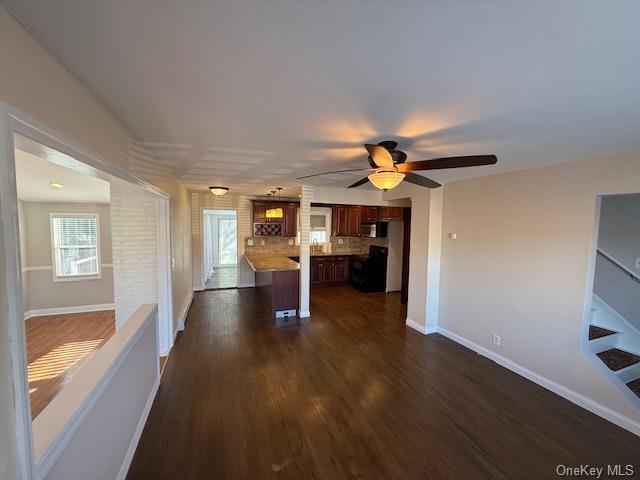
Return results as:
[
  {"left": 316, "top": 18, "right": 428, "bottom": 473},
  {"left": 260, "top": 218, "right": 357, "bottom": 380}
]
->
[{"left": 216, "top": 217, "right": 238, "bottom": 266}]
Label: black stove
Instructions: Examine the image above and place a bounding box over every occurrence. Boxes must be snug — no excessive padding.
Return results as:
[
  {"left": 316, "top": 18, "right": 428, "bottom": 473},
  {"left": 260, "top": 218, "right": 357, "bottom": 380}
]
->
[{"left": 350, "top": 245, "right": 388, "bottom": 293}]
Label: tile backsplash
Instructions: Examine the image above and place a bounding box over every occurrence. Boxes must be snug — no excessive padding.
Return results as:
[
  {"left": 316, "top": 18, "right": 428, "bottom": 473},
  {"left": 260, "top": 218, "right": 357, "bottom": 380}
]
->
[{"left": 244, "top": 235, "right": 388, "bottom": 255}]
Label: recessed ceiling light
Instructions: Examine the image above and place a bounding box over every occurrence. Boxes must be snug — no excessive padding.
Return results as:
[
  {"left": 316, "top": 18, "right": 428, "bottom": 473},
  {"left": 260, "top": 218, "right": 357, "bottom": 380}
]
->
[{"left": 50, "top": 182, "right": 65, "bottom": 189}]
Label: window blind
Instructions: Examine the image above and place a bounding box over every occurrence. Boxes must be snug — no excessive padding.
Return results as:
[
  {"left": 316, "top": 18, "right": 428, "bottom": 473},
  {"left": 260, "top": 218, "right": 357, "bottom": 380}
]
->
[{"left": 51, "top": 215, "right": 99, "bottom": 277}]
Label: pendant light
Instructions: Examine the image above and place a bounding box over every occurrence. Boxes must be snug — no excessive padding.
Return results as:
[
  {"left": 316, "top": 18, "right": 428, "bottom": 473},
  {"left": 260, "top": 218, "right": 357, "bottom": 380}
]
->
[{"left": 273, "top": 187, "right": 283, "bottom": 218}]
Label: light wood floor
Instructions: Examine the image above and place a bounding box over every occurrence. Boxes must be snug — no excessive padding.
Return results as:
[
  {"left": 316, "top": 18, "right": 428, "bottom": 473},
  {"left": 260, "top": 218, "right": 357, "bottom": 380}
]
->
[
  {"left": 26, "top": 310, "right": 115, "bottom": 418},
  {"left": 128, "top": 287, "right": 640, "bottom": 479},
  {"left": 205, "top": 265, "right": 237, "bottom": 289}
]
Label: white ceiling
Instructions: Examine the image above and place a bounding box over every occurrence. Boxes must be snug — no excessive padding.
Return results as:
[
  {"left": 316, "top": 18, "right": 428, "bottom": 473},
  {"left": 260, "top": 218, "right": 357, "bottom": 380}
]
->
[
  {"left": 3, "top": 1, "right": 640, "bottom": 193},
  {"left": 15, "top": 149, "right": 111, "bottom": 204}
]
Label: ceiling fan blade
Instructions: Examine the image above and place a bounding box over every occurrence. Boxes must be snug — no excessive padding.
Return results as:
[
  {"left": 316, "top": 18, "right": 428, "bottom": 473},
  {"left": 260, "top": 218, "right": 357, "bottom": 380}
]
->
[
  {"left": 364, "top": 144, "right": 394, "bottom": 169},
  {"left": 296, "top": 167, "right": 372, "bottom": 180},
  {"left": 396, "top": 155, "right": 497, "bottom": 173},
  {"left": 348, "top": 177, "right": 370, "bottom": 188},
  {"left": 403, "top": 172, "right": 442, "bottom": 189}
]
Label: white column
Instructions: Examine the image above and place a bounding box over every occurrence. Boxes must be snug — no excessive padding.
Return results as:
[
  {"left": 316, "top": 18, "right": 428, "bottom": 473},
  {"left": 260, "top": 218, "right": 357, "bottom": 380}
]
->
[
  {"left": 299, "top": 185, "right": 313, "bottom": 317},
  {"left": 424, "top": 187, "right": 443, "bottom": 332}
]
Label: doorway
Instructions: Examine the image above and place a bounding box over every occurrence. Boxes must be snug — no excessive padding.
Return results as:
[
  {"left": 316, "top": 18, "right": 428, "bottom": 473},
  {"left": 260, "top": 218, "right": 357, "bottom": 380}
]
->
[{"left": 203, "top": 209, "right": 238, "bottom": 289}]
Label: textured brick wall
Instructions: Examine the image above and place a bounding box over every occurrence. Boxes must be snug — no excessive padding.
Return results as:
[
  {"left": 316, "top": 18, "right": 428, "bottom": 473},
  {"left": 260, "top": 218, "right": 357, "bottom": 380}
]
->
[{"left": 110, "top": 178, "right": 158, "bottom": 328}]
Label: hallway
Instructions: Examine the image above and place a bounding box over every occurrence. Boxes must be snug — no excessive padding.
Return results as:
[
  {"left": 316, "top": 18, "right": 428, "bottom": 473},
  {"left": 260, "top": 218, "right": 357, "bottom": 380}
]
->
[{"left": 127, "top": 288, "right": 640, "bottom": 479}]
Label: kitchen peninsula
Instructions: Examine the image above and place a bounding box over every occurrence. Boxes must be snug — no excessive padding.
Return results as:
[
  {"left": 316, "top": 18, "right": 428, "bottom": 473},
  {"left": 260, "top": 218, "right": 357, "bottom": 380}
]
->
[{"left": 244, "top": 253, "right": 300, "bottom": 317}]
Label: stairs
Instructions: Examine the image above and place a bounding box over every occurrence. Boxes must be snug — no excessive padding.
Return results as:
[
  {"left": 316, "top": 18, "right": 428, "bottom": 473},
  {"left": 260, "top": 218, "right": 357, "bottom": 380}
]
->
[{"left": 588, "top": 297, "right": 640, "bottom": 402}]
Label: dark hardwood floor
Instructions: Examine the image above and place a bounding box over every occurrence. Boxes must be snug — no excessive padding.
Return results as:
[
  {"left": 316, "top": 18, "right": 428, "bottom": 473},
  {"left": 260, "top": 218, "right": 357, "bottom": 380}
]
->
[{"left": 127, "top": 287, "right": 640, "bottom": 479}]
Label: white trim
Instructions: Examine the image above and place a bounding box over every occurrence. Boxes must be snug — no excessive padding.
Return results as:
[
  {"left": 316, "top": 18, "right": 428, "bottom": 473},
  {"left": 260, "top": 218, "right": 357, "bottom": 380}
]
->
[
  {"left": 0, "top": 102, "right": 33, "bottom": 479},
  {"left": 33, "top": 305, "right": 157, "bottom": 479},
  {"left": 24, "top": 303, "right": 115, "bottom": 320},
  {"left": 405, "top": 318, "right": 438, "bottom": 335},
  {"left": 116, "top": 375, "right": 160, "bottom": 480},
  {"left": 22, "top": 264, "right": 113, "bottom": 272},
  {"left": 437, "top": 327, "right": 640, "bottom": 438},
  {"left": 49, "top": 212, "right": 102, "bottom": 282},
  {"left": 156, "top": 197, "right": 174, "bottom": 357},
  {"left": 299, "top": 309, "right": 311, "bottom": 318},
  {"left": 176, "top": 292, "right": 194, "bottom": 333}
]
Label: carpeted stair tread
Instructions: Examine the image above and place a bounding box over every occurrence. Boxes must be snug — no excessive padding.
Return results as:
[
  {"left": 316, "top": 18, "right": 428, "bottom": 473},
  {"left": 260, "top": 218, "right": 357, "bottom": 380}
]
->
[
  {"left": 588, "top": 325, "right": 617, "bottom": 341},
  {"left": 628, "top": 379, "right": 640, "bottom": 398},
  {"left": 597, "top": 349, "right": 640, "bottom": 372}
]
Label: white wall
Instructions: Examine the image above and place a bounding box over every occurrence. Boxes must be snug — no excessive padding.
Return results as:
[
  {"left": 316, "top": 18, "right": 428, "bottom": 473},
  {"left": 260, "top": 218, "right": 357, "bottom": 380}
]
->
[
  {"left": 35, "top": 305, "right": 158, "bottom": 480},
  {"left": 110, "top": 180, "right": 158, "bottom": 329},
  {"left": 438, "top": 151, "right": 640, "bottom": 425},
  {"left": 0, "top": 9, "right": 190, "bottom": 477},
  {"left": 21, "top": 202, "right": 114, "bottom": 312}
]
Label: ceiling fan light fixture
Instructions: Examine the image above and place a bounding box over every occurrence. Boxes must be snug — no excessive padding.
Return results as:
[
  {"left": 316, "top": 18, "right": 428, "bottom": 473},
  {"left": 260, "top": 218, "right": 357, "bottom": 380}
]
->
[
  {"left": 209, "top": 186, "right": 229, "bottom": 196},
  {"left": 368, "top": 171, "right": 405, "bottom": 191}
]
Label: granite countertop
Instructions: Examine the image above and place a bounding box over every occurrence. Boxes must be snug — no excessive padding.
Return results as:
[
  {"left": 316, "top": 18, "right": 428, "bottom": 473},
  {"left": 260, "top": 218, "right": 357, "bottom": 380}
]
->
[{"left": 244, "top": 254, "right": 300, "bottom": 272}]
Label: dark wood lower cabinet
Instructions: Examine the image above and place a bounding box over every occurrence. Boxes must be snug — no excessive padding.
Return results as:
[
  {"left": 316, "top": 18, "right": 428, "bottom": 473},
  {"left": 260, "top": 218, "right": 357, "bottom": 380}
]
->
[{"left": 311, "top": 255, "right": 350, "bottom": 287}]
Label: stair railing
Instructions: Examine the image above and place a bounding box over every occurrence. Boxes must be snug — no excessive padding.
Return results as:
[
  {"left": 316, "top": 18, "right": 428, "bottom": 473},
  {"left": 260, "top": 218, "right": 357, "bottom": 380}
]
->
[{"left": 597, "top": 249, "right": 640, "bottom": 285}]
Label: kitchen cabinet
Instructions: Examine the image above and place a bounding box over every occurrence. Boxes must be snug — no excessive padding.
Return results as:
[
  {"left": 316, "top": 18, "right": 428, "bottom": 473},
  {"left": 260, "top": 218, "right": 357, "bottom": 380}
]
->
[
  {"left": 311, "top": 255, "right": 350, "bottom": 287},
  {"left": 361, "top": 206, "right": 379, "bottom": 222},
  {"left": 253, "top": 201, "right": 267, "bottom": 222},
  {"left": 378, "top": 206, "right": 403, "bottom": 221},
  {"left": 333, "top": 206, "right": 349, "bottom": 236},
  {"left": 347, "top": 206, "right": 361, "bottom": 236},
  {"left": 283, "top": 203, "right": 298, "bottom": 236}
]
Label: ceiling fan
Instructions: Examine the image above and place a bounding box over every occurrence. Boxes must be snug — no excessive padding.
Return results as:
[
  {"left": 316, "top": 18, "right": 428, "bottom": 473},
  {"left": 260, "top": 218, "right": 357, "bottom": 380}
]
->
[{"left": 296, "top": 140, "right": 497, "bottom": 191}]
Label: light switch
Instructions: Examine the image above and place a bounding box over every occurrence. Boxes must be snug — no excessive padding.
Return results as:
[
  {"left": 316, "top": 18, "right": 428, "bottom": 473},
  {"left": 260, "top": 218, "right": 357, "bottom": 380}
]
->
[
  {"left": 288, "top": 239, "right": 294, "bottom": 245},
  {"left": 260, "top": 240, "right": 265, "bottom": 246},
  {"left": 449, "top": 233, "right": 457, "bottom": 240}
]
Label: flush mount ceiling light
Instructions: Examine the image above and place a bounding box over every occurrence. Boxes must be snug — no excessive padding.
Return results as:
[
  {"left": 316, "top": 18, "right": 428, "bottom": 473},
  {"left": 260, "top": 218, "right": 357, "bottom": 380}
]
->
[
  {"left": 49, "top": 182, "right": 65, "bottom": 189},
  {"left": 367, "top": 170, "right": 405, "bottom": 191},
  {"left": 209, "top": 186, "right": 229, "bottom": 196}
]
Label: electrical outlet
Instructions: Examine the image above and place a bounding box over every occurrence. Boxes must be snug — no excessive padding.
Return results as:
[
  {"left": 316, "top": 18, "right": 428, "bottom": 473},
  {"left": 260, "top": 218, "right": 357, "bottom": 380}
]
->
[
  {"left": 247, "top": 239, "right": 254, "bottom": 246},
  {"left": 635, "top": 257, "right": 640, "bottom": 269},
  {"left": 492, "top": 334, "right": 501, "bottom": 346},
  {"left": 260, "top": 240, "right": 265, "bottom": 246},
  {"left": 338, "top": 238, "right": 344, "bottom": 245},
  {"left": 288, "top": 239, "right": 294, "bottom": 246}
]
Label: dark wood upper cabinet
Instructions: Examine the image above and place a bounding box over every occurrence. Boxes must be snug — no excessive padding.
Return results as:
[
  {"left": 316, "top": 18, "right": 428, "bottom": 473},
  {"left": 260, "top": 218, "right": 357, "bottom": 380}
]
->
[
  {"left": 361, "top": 206, "right": 379, "bottom": 222},
  {"left": 333, "top": 206, "right": 349, "bottom": 236},
  {"left": 283, "top": 203, "right": 298, "bottom": 237},
  {"left": 347, "top": 206, "right": 361, "bottom": 236},
  {"left": 379, "top": 206, "right": 403, "bottom": 221},
  {"left": 253, "top": 201, "right": 267, "bottom": 222}
]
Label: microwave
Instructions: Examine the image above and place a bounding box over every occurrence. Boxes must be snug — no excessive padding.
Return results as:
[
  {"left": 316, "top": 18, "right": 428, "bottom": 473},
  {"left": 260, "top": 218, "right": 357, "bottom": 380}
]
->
[{"left": 360, "top": 222, "right": 388, "bottom": 238}]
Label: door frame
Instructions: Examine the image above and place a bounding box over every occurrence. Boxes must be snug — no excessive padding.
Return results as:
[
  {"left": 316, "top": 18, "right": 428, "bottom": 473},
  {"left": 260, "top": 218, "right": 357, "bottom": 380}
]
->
[
  {"left": 0, "top": 103, "right": 173, "bottom": 478},
  {"left": 214, "top": 215, "right": 238, "bottom": 267},
  {"left": 201, "top": 208, "right": 239, "bottom": 289}
]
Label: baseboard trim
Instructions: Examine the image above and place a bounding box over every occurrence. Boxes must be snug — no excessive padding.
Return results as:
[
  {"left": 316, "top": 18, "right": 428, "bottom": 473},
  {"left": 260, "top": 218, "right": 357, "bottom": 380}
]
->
[
  {"left": 437, "top": 327, "right": 640, "bottom": 438},
  {"left": 24, "top": 303, "right": 115, "bottom": 320},
  {"left": 405, "top": 318, "right": 438, "bottom": 335},
  {"left": 299, "top": 310, "right": 311, "bottom": 318},
  {"left": 116, "top": 375, "right": 160, "bottom": 480},
  {"left": 175, "top": 293, "right": 194, "bottom": 334}
]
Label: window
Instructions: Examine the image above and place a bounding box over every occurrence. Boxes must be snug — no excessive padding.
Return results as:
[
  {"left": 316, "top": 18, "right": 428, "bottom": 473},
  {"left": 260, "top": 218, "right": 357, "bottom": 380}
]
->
[{"left": 50, "top": 213, "right": 101, "bottom": 280}]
